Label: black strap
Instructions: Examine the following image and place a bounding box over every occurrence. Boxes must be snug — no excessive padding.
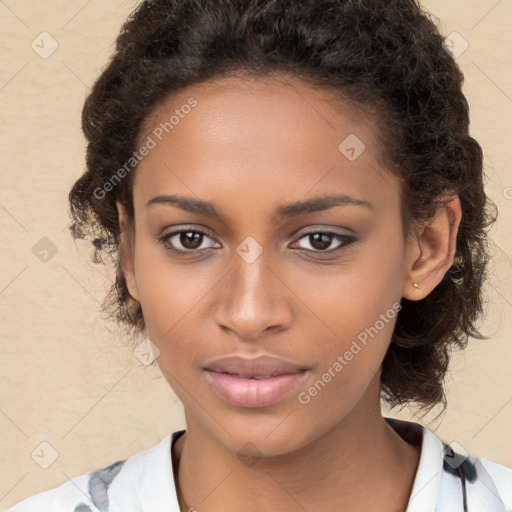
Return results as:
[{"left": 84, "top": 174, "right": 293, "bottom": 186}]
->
[{"left": 457, "top": 463, "right": 469, "bottom": 512}]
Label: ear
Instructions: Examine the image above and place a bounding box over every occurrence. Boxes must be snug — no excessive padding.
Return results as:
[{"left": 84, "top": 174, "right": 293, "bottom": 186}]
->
[
  {"left": 402, "top": 194, "right": 462, "bottom": 300},
  {"left": 116, "top": 200, "right": 140, "bottom": 302}
]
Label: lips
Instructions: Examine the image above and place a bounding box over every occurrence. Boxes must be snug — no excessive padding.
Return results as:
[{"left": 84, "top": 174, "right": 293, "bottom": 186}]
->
[
  {"left": 225, "top": 374, "right": 276, "bottom": 380},
  {"left": 202, "top": 354, "right": 310, "bottom": 407},
  {"left": 202, "top": 354, "right": 308, "bottom": 377}
]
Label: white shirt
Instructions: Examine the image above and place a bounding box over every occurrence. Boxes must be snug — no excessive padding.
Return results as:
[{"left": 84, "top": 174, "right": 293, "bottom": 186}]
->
[{"left": 5, "top": 417, "right": 512, "bottom": 512}]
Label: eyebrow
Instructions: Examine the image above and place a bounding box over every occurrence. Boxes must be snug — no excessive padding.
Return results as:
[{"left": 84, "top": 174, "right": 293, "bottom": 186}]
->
[{"left": 145, "top": 193, "right": 373, "bottom": 221}]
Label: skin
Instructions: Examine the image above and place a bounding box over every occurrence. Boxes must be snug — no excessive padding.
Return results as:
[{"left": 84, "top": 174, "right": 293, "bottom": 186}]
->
[{"left": 116, "top": 74, "right": 461, "bottom": 512}]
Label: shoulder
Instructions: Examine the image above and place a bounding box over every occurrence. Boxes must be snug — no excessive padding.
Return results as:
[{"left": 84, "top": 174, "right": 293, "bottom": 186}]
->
[
  {"left": 5, "top": 433, "right": 176, "bottom": 512},
  {"left": 476, "top": 456, "right": 512, "bottom": 509},
  {"left": 5, "top": 459, "right": 127, "bottom": 512},
  {"left": 437, "top": 437, "right": 512, "bottom": 511},
  {"left": 386, "top": 417, "right": 512, "bottom": 511},
  {"left": 5, "top": 472, "right": 100, "bottom": 512}
]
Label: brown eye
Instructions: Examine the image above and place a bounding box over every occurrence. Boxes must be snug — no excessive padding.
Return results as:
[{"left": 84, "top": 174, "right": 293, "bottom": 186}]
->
[
  {"left": 158, "top": 228, "right": 220, "bottom": 255},
  {"left": 291, "top": 231, "right": 356, "bottom": 256},
  {"left": 179, "top": 231, "right": 203, "bottom": 250},
  {"left": 308, "top": 233, "right": 334, "bottom": 251}
]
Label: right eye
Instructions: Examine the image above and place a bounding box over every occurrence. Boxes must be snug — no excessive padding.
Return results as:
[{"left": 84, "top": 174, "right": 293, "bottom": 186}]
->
[{"left": 157, "top": 228, "right": 221, "bottom": 255}]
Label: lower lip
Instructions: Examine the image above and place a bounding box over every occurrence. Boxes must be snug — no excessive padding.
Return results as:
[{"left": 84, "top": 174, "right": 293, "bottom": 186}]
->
[{"left": 204, "top": 370, "right": 308, "bottom": 408}]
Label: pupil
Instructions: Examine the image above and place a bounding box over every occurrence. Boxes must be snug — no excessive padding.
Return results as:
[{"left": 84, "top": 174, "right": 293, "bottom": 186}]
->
[
  {"left": 311, "top": 233, "right": 331, "bottom": 250},
  {"left": 181, "top": 231, "right": 202, "bottom": 249}
]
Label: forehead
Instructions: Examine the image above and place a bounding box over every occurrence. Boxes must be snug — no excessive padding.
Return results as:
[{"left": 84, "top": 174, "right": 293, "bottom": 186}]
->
[
  {"left": 140, "top": 73, "right": 380, "bottom": 152},
  {"left": 133, "top": 74, "right": 401, "bottom": 220}
]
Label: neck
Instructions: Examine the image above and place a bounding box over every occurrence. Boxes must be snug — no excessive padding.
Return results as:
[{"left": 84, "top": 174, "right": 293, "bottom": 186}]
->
[{"left": 172, "top": 386, "right": 421, "bottom": 512}]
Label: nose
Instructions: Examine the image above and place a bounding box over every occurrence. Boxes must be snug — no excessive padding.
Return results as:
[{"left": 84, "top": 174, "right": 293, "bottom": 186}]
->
[{"left": 214, "top": 247, "right": 293, "bottom": 340}]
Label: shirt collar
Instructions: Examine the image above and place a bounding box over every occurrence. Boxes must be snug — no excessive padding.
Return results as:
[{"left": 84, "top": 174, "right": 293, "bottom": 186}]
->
[
  {"left": 384, "top": 417, "right": 444, "bottom": 512},
  {"left": 137, "top": 430, "right": 184, "bottom": 512}
]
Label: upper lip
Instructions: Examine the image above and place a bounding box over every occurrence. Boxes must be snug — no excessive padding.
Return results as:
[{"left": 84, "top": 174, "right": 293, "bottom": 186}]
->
[{"left": 203, "top": 354, "right": 308, "bottom": 377}]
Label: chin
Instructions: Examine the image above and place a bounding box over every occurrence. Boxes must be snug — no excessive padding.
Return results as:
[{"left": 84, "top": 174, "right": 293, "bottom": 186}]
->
[{"left": 213, "top": 419, "right": 315, "bottom": 458}]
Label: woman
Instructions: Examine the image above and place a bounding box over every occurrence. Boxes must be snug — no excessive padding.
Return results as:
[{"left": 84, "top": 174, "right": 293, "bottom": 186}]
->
[{"left": 7, "top": 0, "right": 511, "bottom": 510}]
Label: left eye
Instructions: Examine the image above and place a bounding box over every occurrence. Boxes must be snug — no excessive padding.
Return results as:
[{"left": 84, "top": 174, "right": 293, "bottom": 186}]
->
[{"left": 290, "top": 231, "right": 355, "bottom": 254}]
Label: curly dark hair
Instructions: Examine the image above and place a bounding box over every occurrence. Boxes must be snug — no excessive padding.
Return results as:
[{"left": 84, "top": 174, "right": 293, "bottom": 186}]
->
[{"left": 68, "top": 0, "right": 497, "bottom": 414}]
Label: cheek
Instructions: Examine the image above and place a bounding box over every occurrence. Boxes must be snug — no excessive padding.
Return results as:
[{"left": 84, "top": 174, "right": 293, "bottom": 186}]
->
[
  {"left": 132, "top": 238, "right": 204, "bottom": 341},
  {"left": 293, "top": 288, "right": 400, "bottom": 427},
  {"left": 284, "top": 232, "right": 404, "bottom": 378},
  {"left": 287, "top": 237, "right": 403, "bottom": 333}
]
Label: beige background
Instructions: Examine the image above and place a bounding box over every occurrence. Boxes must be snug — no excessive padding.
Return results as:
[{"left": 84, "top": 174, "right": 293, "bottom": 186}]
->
[{"left": 1, "top": 0, "right": 511, "bottom": 508}]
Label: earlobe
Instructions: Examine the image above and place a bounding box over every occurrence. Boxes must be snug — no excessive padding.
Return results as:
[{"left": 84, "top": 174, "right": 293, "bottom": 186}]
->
[
  {"left": 116, "top": 200, "right": 140, "bottom": 302},
  {"left": 402, "top": 195, "right": 462, "bottom": 301}
]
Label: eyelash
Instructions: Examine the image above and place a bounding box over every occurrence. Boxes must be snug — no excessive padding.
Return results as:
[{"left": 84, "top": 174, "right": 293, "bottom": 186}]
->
[{"left": 157, "top": 227, "right": 356, "bottom": 258}]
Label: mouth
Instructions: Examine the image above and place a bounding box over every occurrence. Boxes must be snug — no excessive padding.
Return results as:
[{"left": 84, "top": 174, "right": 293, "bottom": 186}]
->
[
  {"left": 202, "top": 354, "right": 308, "bottom": 376},
  {"left": 214, "top": 371, "right": 294, "bottom": 379},
  {"left": 203, "top": 369, "right": 308, "bottom": 408}
]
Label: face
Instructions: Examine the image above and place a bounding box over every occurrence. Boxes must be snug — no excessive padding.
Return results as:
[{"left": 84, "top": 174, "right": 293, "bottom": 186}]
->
[{"left": 118, "top": 74, "right": 418, "bottom": 456}]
